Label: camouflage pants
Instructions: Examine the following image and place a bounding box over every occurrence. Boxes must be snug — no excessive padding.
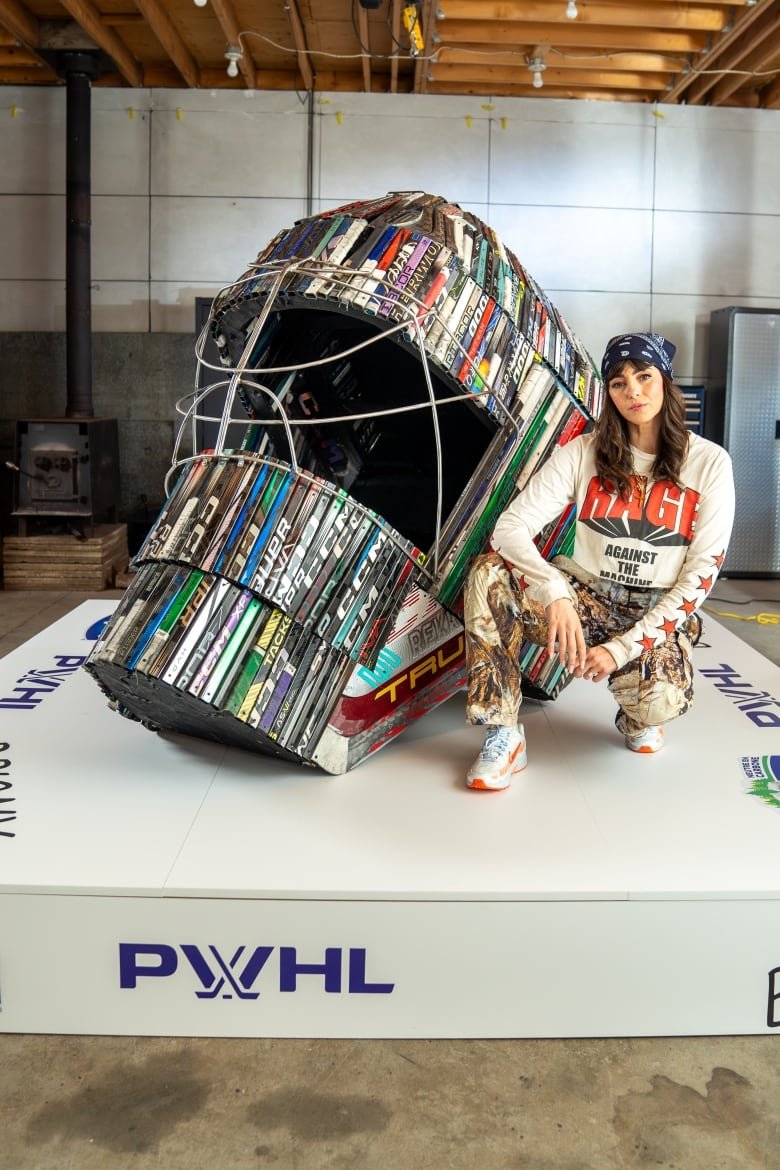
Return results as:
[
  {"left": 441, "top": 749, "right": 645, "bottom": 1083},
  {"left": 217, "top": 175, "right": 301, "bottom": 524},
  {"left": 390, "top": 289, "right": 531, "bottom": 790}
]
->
[{"left": 464, "top": 551, "right": 694, "bottom": 737}]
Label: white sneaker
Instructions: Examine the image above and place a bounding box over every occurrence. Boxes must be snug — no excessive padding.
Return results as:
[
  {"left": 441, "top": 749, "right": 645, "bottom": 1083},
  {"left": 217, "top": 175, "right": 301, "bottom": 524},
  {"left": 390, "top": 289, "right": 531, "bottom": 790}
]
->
[
  {"left": 625, "top": 725, "right": 665, "bottom": 754},
  {"left": 466, "top": 725, "right": 527, "bottom": 792}
]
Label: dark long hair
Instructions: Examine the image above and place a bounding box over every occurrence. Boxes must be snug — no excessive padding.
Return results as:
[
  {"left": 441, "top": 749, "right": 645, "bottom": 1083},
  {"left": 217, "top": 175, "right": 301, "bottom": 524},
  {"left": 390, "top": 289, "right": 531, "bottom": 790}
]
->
[{"left": 594, "top": 359, "right": 690, "bottom": 498}]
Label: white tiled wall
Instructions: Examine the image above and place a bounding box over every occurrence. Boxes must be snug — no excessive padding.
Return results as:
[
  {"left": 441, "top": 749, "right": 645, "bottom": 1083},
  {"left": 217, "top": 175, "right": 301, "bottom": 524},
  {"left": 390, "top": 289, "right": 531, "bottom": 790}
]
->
[
  {"left": 1, "top": 86, "right": 779, "bottom": 381},
  {"left": 149, "top": 195, "right": 305, "bottom": 282}
]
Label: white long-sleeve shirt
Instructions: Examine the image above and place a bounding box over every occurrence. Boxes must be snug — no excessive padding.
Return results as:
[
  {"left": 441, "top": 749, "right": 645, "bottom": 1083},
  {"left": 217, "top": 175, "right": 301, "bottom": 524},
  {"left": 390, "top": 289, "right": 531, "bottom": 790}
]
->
[{"left": 491, "top": 431, "right": 735, "bottom": 670}]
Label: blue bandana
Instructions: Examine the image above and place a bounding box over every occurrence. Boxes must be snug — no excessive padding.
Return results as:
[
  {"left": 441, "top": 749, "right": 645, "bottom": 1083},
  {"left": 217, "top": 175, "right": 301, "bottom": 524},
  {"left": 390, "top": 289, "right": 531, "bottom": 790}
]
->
[{"left": 600, "top": 332, "right": 676, "bottom": 381}]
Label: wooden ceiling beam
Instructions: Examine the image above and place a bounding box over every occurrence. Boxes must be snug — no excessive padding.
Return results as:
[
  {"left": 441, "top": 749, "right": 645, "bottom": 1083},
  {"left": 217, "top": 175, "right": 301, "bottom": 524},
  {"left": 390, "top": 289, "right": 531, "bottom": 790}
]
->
[
  {"left": 101, "top": 13, "right": 144, "bottom": 24},
  {"left": 206, "top": 0, "right": 256, "bottom": 89},
  {"left": 284, "top": 0, "right": 314, "bottom": 91},
  {"left": 0, "top": 43, "right": 37, "bottom": 62},
  {"left": 436, "top": 47, "right": 686, "bottom": 73},
  {"left": 0, "top": 63, "right": 54, "bottom": 80},
  {"left": 184, "top": 65, "right": 305, "bottom": 89},
  {"left": 0, "top": 0, "right": 39, "bottom": 47},
  {"left": 132, "top": 0, "right": 200, "bottom": 87},
  {"left": 707, "top": 31, "right": 780, "bottom": 104},
  {"left": 390, "top": 0, "right": 401, "bottom": 92},
  {"left": 356, "top": 0, "right": 371, "bottom": 91},
  {"left": 0, "top": 0, "right": 52, "bottom": 79},
  {"left": 309, "top": 67, "right": 394, "bottom": 92},
  {"left": 425, "top": 78, "right": 651, "bottom": 100},
  {"left": 761, "top": 72, "right": 780, "bottom": 107},
  {"left": 432, "top": 20, "right": 708, "bottom": 54},
  {"left": 436, "top": 1, "right": 730, "bottom": 32},
  {"left": 428, "top": 62, "right": 671, "bottom": 90},
  {"left": 663, "top": 0, "right": 777, "bottom": 102},
  {"left": 53, "top": 0, "right": 143, "bottom": 85},
  {"left": 414, "top": 0, "right": 437, "bottom": 93},
  {"left": 684, "top": 4, "right": 780, "bottom": 104}
]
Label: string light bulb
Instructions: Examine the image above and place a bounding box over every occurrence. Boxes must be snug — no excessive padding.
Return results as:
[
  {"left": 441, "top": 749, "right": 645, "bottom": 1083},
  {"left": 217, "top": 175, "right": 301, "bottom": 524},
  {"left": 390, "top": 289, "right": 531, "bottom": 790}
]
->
[
  {"left": 527, "top": 56, "right": 546, "bottom": 89},
  {"left": 193, "top": 0, "right": 208, "bottom": 8},
  {"left": 225, "top": 46, "right": 242, "bottom": 77},
  {"left": 566, "top": 0, "right": 578, "bottom": 18}
]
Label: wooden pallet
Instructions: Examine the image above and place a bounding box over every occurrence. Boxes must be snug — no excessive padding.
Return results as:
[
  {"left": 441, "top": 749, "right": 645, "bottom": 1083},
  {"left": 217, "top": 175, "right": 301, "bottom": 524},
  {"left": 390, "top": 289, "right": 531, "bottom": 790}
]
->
[{"left": 2, "top": 524, "right": 129, "bottom": 591}]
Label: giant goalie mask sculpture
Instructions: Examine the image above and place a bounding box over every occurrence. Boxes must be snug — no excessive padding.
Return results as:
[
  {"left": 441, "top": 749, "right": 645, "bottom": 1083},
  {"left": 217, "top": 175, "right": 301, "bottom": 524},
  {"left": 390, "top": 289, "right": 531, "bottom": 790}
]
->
[{"left": 85, "top": 191, "right": 603, "bottom": 774}]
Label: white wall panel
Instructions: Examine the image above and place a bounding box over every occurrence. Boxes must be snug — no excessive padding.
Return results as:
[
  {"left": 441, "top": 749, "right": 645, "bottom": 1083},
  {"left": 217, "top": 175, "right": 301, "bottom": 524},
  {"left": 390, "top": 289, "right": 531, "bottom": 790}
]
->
[
  {"left": 0, "top": 89, "right": 65, "bottom": 195},
  {"left": 654, "top": 102, "right": 780, "bottom": 133},
  {"left": 490, "top": 119, "right": 654, "bottom": 209},
  {"left": 150, "top": 282, "right": 228, "bottom": 332},
  {"left": 316, "top": 103, "right": 490, "bottom": 206},
  {"left": 150, "top": 196, "right": 307, "bottom": 282},
  {"left": 655, "top": 109, "right": 780, "bottom": 215},
  {"left": 308, "top": 198, "right": 490, "bottom": 226},
  {"left": 487, "top": 204, "right": 653, "bottom": 293},
  {"left": 93, "top": 197, "right": 150, "bottom": 280},
  {"left": 0, "top": 280, "right": 152, "bottom": 332},
  {"left": 3, "top": 88, "right": 780, "bottom": 354},
  {"left": 490, "top": 97, "right": 653, "bottom": 128},
  {"left": 651, "top": 292, "right": 780, "bottom": 382},
  {"left": 93, "top": 109, "right": 151, "bottom": 196},
  {"left": 151, "top": 105, "right": 308, "bottom": 197},
  {"left": 149, "top": 89, "right": 306, "bottom": 115},
  {"left": 653, "top": 210, "right": 780, "bottom": 299},
  {"left": 89, "top": 283, "right": 151, "bottom": 331},
  {"left": 0, "top": 91, "right": 150, "bottom": 196},
  {"left": 0, "top": 195, "right": 64, "bottom": 279},
  {"left": 543, "top": 289, "right": 652, "bottom": 371}
]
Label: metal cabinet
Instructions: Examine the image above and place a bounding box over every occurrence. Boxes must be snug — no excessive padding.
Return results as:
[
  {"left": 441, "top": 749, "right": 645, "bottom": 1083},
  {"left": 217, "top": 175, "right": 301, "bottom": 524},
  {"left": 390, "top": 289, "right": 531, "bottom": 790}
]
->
[{"left": 707, "top": 307, "right": 780, "bottom": 576}]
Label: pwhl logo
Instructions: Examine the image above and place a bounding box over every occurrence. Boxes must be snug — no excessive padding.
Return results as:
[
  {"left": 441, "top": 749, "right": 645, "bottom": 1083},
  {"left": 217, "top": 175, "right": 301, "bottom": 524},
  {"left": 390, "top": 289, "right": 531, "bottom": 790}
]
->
[
  {"left": 0, "top": 618, "right": 110, "bottom": 714},
  {"left": 740, "top": 755, "right": 780, "bottom": 811},
  {"left": 0, "top": 656, "right": 86, "bottom": 712},
  {"left": 699, "top": 663, "right": 780, "bottom": 728},
  {"left": 119, "top": 944, "right": 395, "bottom": 1000}
]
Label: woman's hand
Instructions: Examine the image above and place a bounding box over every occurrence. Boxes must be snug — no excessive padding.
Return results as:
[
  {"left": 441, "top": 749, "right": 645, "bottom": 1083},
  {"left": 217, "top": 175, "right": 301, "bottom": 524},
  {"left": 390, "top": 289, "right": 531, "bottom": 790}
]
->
[
  {"left": 544, "top": 597, "right": 587, "bottom": 674},
  {"left": 581, "top": 645, "right": 617, "bottom": 683}
]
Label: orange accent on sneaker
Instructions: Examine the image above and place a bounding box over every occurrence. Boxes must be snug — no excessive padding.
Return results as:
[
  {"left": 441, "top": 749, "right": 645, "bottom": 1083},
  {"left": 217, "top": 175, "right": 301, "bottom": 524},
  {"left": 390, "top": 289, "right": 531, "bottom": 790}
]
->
[
  {"left": 468, "top": 754, "right": 528, "bottom": 791},
  {"left": 625, "top": 726, "right": 665, "bottom": 754},
  {"left": 466, "top": 733, "right": 527, "bottom": 791}
]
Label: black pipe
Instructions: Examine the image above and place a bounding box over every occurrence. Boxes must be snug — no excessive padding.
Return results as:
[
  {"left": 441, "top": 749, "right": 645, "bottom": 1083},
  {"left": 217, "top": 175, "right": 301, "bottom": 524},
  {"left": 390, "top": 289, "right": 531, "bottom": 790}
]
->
[{"left": 65, "top": 61, "right": 93, "bottom": 419}]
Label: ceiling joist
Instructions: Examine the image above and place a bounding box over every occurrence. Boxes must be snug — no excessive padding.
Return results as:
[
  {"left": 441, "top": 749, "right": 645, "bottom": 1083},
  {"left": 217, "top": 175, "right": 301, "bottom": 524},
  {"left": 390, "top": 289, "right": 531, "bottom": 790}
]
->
[
  {"left": 436, "top": 1, "right": 731, "bottom": 32},
  {"left": 284, "top": 0, "right": 314, "bottom": 91},
  {"left": 55, "top": 0, "right": 143, "bottom": 86},
  {"left": 0, "top": 0, "right": 775, "bottom": 106},
  {"left": 435, "top": 20, "right": 708, "bottom": 54},
  {"left": 208, "top": 0, "right": 257, "bottom": 89},
  {"left": 133, "top": 0, "right": 199, "bottom": 87},
  {"left": 0, "top": 0, "right": 38, "bottom": 47}
]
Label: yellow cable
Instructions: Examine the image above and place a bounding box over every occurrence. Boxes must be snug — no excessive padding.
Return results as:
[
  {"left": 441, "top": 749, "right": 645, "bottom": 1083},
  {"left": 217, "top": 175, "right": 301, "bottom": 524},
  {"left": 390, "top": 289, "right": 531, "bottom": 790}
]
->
[{"left": 704, "top": 607, "right": 780, "bottom": 625}]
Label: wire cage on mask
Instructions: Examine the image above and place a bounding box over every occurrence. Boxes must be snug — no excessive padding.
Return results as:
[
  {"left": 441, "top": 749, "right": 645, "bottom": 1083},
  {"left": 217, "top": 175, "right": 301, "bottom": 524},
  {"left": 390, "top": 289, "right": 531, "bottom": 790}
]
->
[{"left": 85, "top": 191, "right": 602, "bottom": 774}]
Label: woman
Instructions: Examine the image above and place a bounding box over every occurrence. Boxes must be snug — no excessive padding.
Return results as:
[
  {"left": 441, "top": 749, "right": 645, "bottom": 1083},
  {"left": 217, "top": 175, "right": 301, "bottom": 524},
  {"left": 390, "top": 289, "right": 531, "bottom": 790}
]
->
[{"left": 463, "top": 331, "right": 735, "bottom": 791}]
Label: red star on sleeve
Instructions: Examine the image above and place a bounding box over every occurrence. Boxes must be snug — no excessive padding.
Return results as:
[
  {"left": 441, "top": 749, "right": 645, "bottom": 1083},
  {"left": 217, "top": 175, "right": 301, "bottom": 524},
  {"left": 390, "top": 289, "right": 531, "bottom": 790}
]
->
[
  {"left": 678, "top": 597, "right": 698, "bottom": 616},
  {"left": 514, "top": 574, "right": 528, "bottom": 592},
  {"left": 713, "top": 551, "right": 725, "bottom": 570},
  {"left": 697, "top": 574, "right": 713, "bottom": 593},
  {"left": 638, "top": 634, "right": 657, "bottom": 651},
  {"left": 658, "top": 617, "right": 678, "bottom": 636}
]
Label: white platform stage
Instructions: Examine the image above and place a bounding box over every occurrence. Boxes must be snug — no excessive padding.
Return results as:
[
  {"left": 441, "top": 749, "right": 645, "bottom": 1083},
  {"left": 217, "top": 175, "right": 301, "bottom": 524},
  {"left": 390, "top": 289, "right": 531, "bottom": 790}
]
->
[{"left": 1, "top": 600, "right": 779, "bottom": 1039}]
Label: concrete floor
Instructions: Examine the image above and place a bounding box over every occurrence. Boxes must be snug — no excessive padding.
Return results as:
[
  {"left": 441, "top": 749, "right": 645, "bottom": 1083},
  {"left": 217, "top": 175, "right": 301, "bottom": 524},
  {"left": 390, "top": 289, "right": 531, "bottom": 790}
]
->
[{"left": 1, "top": 581, "right": 779, "bottom": 1170}]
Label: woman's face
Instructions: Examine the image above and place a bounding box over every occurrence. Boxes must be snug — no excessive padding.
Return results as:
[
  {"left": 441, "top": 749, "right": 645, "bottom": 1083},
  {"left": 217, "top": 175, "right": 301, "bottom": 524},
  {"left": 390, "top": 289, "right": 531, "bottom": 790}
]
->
[{"left": 606, "top": 361, "right": 665, "bottom": 429}]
